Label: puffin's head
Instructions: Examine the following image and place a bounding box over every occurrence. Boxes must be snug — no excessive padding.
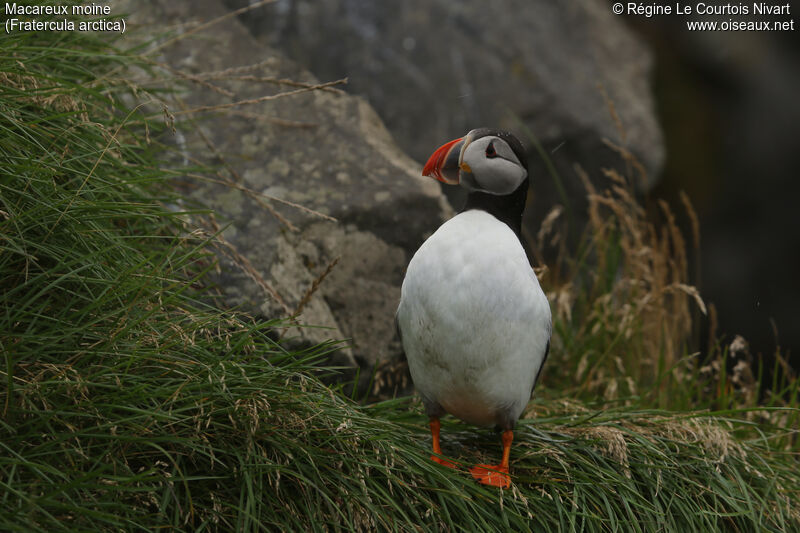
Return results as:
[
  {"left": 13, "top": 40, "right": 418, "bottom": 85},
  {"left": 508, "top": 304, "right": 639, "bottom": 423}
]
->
[{"left": 422, "top": 128, "right": 528, "bottom": 195}]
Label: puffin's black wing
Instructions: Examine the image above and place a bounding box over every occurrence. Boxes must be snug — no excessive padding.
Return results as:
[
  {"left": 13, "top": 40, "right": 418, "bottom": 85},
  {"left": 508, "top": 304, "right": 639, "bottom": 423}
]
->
[
  {"left": 395, "top": 311, "right": 407, "bottom": 362},
  {"left": 531, "top": 339, "right": 550, "bottom": 393}
]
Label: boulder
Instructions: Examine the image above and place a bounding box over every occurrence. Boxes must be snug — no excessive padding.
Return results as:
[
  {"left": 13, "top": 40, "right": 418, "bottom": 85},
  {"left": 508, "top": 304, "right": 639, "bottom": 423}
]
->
[
  {"left": 223, "top": 0, "right": 665, "bottom": 237},
  {"left": 125, "top": 0, "right": 450, "bottom": 377}
]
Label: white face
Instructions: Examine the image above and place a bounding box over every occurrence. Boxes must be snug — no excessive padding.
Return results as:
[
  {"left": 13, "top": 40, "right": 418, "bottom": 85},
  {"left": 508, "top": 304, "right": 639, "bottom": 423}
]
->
[{"left": 459, "top": 134, "right": 528, "bottom": 195}]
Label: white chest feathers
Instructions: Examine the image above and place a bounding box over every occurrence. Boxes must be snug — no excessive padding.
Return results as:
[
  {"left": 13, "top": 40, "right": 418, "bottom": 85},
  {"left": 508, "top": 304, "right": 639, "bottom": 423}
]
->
[{"left": 397, "top": 210, "right": 551, "bottom": 428}]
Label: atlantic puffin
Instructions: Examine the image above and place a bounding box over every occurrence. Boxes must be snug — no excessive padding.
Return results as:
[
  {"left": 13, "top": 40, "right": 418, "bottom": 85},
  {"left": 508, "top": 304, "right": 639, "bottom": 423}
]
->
[{"left": 396, "top": 128, "right": 552, "bottom": 488}]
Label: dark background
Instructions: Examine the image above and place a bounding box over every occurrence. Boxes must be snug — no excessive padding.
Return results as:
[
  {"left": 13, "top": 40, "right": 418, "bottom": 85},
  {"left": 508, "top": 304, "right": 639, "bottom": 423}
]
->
[{"left": 623, "top": 12, "right": 799, "bottom": 365}]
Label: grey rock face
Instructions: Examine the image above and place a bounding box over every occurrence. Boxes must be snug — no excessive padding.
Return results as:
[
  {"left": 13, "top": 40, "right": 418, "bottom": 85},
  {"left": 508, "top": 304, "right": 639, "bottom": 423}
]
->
[
  {"left": 223, "top": 0, "right": 665, "bottom": 225},
  {"left": 127, "top": 0, "right": 450, "bottom": 372}
]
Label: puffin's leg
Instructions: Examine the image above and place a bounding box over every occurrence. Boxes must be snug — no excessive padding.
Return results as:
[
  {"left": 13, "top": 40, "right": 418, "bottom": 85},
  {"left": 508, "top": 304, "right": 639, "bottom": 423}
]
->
[
  {"left": 429, "top": 418, "right": 457, "bottom": 468},
  {"left": 470, "top": 429, "right": 513, "bottom": 488}
]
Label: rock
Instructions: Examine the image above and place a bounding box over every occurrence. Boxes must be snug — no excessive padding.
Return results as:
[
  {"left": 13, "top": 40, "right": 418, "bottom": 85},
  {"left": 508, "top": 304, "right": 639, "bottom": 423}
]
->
[
  {"left": 222, "top": 0, "right": 665, "bottom": 239},
  {"left": 124, "top": 0, "right": 450, "bottom": 376}
]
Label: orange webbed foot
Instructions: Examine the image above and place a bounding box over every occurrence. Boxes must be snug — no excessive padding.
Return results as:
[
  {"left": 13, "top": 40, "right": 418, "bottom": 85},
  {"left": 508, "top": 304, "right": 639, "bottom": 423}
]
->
[
  {"left": 470, "top": 429, "right": 514, "bottom": 488},
  {"left": 469, "top": 463, "right": 511, "bottom": 488}
]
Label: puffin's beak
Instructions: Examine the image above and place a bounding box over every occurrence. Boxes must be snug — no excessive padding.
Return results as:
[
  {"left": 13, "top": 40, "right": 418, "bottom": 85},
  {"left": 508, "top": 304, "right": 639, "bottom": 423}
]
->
[{"left": 422, "top": 137, "right": 465, "bottom": 184}]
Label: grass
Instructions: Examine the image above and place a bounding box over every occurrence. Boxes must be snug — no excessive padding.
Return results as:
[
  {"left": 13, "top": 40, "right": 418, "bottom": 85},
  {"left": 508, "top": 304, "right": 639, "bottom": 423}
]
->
[
  {"left": 4, "top": 357, "right": 800, "bottom": 531},
  {"left": 525, "top": 132, "right": 706, "bottom": 406},
  {"left": 1, "top": 4, "right": 799, "bottom": 532},
  {"left": 521, "top": 125, "right": 798, "bottom": 418}
]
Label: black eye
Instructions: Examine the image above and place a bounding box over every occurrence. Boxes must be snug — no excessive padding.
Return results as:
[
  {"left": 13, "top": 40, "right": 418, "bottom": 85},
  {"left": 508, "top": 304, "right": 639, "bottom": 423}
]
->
[{"left": 485, "top": 141, "right": 497, "bottom": 158}]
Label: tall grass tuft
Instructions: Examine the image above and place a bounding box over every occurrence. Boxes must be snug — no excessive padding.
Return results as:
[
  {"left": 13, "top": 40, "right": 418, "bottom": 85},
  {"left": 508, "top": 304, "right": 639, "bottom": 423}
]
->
[
  {"left": 538, "top": 159, "right": 705, "bottom": 404},
  {"left": 526, "top": 128, "right": 797, "bottom": 423}
]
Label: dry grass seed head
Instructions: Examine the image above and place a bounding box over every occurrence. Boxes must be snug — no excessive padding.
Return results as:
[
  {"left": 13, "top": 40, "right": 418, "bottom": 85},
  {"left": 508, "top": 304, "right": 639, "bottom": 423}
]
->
[
  {"left": 663, "top": 418, "right": 746, "bottom": 471},
  {"left": 0, "top": 70, "right": 88, "bottom": 121},
  {"left": 537, "top": 205, "right": 565, "bottom": 246},
  {"left": 548, "top": 155, "right": 706, "bottom": 401}
]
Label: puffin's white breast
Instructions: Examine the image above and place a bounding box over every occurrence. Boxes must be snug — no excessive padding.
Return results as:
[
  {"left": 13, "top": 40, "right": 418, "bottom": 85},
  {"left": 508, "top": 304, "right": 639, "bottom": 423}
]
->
[{"left": 397, "top": 210, "right": 551, "bottom": 427}]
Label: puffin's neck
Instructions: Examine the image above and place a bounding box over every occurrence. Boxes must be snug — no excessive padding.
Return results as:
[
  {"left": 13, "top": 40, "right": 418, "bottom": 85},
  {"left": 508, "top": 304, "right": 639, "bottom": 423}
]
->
[{"left": 461, "top": 178, "right": 529, "bottom": 238}]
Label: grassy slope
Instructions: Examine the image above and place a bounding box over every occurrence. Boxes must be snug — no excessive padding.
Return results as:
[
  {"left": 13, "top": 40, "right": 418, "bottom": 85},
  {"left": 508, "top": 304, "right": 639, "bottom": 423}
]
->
[{"left": 1, "top": 8, "right": 799, "bottom": 533}]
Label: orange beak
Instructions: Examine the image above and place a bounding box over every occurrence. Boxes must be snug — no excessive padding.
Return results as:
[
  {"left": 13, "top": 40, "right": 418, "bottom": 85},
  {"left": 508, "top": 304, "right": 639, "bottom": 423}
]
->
[{"left": 422, "top": 137, "right": 464, "bottom": 184}]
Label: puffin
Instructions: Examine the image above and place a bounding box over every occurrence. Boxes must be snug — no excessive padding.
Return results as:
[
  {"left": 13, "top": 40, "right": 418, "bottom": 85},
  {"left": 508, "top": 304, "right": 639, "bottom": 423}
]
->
[{"left": 396, "top": 128, "right": 552, "bottom": 488}]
